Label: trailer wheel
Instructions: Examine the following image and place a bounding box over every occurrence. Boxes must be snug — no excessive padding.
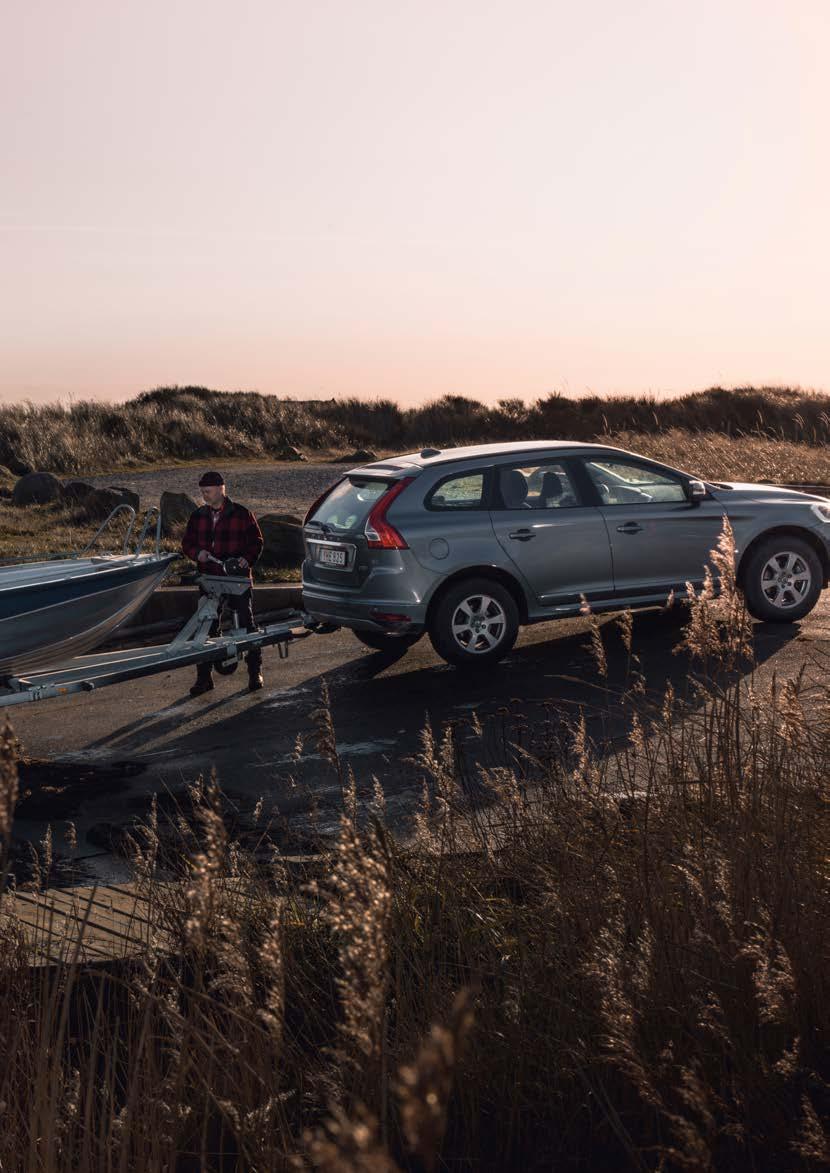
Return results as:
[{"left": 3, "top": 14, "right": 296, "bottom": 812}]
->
[{"left": 214, "top": 658, "right": 239, "bottom": 676}]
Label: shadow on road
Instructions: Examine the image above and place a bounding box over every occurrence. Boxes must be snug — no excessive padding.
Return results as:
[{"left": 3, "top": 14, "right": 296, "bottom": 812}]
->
[{"left": 85, "top": 608, "right": 799, "bottom": 794}]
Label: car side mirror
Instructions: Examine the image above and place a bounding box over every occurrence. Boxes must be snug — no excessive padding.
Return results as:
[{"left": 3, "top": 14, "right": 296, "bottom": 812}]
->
[{"left": 685, "top": 479, "right": 707, "bottom": 502}]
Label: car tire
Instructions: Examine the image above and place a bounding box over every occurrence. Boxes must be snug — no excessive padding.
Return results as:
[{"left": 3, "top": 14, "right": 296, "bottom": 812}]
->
[
  {"left": 740, "top": 535, "right": 823, "bottom": 622},
  {"left": 428, "top": 577, "right": 519, "bottom": 668},
  {"left": 353, "top": 630, "right": 423, "bottom": 653}
]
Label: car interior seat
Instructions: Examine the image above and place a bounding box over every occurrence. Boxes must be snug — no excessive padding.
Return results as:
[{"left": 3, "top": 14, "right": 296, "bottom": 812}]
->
[
  {"left": 501, "top": 469, "right": 530, "bottom": 508},
  {"left": 537, "top": 470, "right": 564, "bottom": 507}
]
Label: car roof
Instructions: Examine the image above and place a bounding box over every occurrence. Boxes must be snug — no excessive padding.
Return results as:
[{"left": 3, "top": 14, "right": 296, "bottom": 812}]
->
[{"left": 354, "top": 440, "right": 622, "bottom": 473}]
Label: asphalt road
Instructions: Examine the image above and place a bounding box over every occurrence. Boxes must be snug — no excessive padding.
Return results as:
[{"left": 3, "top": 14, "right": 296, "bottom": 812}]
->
[{"left": 11, "top": 595, "right": 830, "bottom": 884}]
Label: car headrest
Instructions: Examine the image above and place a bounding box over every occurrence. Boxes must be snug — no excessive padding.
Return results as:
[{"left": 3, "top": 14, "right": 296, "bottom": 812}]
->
[
  {"left": 539, "top": 471, "right": 563, "bottom": 501},
  {"left": 501, "top": 469, "right": 529, "bottom": 508}
]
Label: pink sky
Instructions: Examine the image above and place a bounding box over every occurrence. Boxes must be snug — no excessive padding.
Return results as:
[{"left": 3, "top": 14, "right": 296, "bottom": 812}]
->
[{"left": 2, "top": 0, "right": 828, "bottom": 405}]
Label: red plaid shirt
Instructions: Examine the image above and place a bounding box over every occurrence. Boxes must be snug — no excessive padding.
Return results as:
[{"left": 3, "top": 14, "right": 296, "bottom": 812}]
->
[{"left": 181, "top": 498, "right": 264, "bottom": 577}]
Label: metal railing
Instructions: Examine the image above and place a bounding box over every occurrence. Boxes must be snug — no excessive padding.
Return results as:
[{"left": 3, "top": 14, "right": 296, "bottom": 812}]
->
[
  {"left": 133, "top": 506, "right": 163, "bottom": 557},
  {"left": 77, "top": 504, "right": 163, "bottom": 559}
]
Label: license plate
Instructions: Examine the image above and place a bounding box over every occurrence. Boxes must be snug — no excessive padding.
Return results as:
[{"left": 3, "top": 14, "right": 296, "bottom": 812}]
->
[{"left": 318, "top": 546, "right": 347, "bottom": 567}]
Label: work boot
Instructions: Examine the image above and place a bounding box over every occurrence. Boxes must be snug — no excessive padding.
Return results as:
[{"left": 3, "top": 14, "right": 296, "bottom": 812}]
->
[
  {"left": 247, "top": 652, "right": 263, "bottom": 692},
  {"left": 189, "top": 665, "right": 214, "bottom": 697}
]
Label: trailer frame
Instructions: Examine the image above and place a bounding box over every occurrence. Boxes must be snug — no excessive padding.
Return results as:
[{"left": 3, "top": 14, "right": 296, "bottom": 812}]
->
[{"left": 0, "top": 575, "right": 322, "bottom": 707}]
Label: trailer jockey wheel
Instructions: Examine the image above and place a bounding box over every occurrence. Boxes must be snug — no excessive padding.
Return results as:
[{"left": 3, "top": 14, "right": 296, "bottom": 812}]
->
[{"left": 214, "top": 658, "right": 239, "bottom": 676}]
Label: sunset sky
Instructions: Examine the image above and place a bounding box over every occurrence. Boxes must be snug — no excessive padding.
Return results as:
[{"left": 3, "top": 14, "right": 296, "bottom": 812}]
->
[{"left": 2, "top": 0, "right": 828, "bottom": 405}]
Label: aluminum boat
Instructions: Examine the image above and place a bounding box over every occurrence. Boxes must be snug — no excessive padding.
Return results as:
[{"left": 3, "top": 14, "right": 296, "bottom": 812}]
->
[{"left": 0, "top": 551, "right": 177, "bottom": 677}]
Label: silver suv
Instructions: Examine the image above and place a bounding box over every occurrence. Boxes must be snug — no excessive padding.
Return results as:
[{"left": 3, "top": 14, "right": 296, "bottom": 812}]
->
[{"left": 302, "top": 441, "right": 830, "bottom": 667}]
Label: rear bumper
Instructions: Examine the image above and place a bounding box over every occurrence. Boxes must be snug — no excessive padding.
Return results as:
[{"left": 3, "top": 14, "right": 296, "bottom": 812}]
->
[{"left": 301, "top": 589, "right": 426, "bottom": 633}]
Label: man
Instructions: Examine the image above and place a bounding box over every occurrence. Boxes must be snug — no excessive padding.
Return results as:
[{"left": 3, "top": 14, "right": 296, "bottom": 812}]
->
[{"left": 181, "top": 471, "right": 265, "bottom": 697}]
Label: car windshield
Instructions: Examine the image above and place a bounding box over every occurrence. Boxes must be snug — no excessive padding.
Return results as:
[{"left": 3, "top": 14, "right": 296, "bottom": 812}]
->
[{"left": 308, "top": 477, "right": 393, "bottom": 534}]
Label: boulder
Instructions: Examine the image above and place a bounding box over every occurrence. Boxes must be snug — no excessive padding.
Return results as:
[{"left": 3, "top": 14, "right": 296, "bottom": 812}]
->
[
  {"left": 77, "top": 487, "right": 129, "bottom": 520},
  {"left": 12, "top": 471, "right": 63, "bottom": 506},
  {"left": 335, "top": 449, "right": 378, "bottom": 464},
  {"left": 160, "top": 490, "right": 198, "bottom": 535},
  {"left": 258, "top": 514, "right": 305, "bottom": 568},
  {"left": 65, "top": 482, "right": 139, "bottom": 515},
  {"left": 108, "top": 485, "right": 140, "bottom": 511},
  {"left": 62, "top": 479, "right": 96, "bottom": 504},
  {"left": 274, "top": 445, "right": 307, "bottom": 462}
]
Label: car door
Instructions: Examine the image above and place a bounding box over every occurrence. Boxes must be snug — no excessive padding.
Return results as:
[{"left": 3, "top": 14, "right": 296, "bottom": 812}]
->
[
  {"left": 489, "top": 458, "right": 615, "bottom": 607},
  {"left": 579, "top": 455, "right": 726, "bottom": 598}
]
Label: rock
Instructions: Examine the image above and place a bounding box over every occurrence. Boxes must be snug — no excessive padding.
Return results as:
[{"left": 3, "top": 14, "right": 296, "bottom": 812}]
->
[
  {"left": 64, "top": 482, "right": 139, "bottom": 515},
  {"left": 258, "top": 514, "right": 305, "bottom": 568},
  {"left": 108, "top": 485, "right": 140, "bottom": 511},
  {"left": 62, "top": 479, "right": 96, "bottom": 503},
  {"left": 11, "top": 471, "right": 63, "bottom": 506},
  {"left": 335, "top": 449, "right": 378, "bottom": 464},
  {"left": 274, "top": 445, "right": 307, "bottom": 462},
  {"left": 77, "top": 487, "right": 129, "bottom": 520},
  {"left": 160, "top": 490, "right": 198, "bottom": 535}
]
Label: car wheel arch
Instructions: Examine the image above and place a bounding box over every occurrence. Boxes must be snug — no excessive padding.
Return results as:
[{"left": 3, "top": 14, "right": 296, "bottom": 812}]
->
[
  {"left": 737, "top": 526, "right": 830, "bottom": 589},
  {"left": 424, "top": 565, "right": 530, "bottom": 627}
]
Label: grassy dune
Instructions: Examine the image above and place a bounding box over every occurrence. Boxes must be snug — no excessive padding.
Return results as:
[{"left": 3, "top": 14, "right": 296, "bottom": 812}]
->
[
  {"left": 1, "top": 384, "right": 830, "bottom": 476},
  {"left": 1, "top": 552, "right": 828, "bottom": 1170}
]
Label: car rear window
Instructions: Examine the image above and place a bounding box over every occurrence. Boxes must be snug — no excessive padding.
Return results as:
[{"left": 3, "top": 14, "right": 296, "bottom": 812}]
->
[{"left": 308, "top": 477, "right": 393, "bottom": 534}]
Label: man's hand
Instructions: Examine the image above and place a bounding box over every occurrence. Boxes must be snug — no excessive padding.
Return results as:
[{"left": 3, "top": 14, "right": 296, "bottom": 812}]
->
[{"left": 197, "top": 550, "right": 211, "bottom": 564}]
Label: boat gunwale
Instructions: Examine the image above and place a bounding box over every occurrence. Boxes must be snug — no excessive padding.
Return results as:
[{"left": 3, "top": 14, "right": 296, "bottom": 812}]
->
[{"left": 0, "top": 553, "right": 177, "bottom": 595}]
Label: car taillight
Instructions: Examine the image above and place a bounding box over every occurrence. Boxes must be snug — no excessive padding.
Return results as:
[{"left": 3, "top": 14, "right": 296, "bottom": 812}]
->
[
  {"left": 364, "top": 477, "right": 414, "bottom": 549},
  {"left": 303, "top": 479, "right": 344, "bottom": 526}
]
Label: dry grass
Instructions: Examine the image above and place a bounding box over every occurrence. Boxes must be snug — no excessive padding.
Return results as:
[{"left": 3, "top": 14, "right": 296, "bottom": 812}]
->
[
  {"left": 606, "top": 428, "right": 830, "bottom": 485},
  {"left": 1, "top": 525, "right": 829, "bottom": 1169},
  {"left": 0, "top": 501, "right": 298, "bottom": 582},
  {"left": 2, "top": 384, "right": 830, "bottom": 476}
]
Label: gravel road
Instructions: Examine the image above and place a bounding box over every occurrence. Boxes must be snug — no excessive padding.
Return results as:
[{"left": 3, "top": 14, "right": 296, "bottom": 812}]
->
[{"left": 91, "top": 461, "right": 346, "bottom": 519}]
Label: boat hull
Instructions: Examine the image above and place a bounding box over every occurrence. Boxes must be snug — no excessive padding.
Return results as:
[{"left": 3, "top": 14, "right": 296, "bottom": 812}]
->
[{"left": 0, "top": 555, "right": 176, "bottom": 676}]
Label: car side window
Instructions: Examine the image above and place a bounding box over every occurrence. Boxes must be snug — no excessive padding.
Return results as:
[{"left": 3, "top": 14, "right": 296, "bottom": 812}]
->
[
  {"left": 426, "top": 471, "right": 486, "bottom": 511},
  {"left": 583, "top": 459, "right": 687, "bottom": 505},
  {"left": 494, "top": 462, "right": 580, "bottom": 510}
]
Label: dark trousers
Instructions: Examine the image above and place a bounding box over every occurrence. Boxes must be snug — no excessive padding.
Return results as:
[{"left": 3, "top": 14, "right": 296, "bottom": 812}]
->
[{"left": 196, "top": 586, "right": 261, "bottom": 679}]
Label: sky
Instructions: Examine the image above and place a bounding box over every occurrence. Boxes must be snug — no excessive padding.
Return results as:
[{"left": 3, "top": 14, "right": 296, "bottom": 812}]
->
[{"left": 1, "top": 0, "right": 829, "bottom": 406}]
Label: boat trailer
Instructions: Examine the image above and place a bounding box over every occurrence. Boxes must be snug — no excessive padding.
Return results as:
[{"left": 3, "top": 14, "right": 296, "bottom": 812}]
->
[{"left": 0, "top": 575, "right": 324, "bottom": 708}]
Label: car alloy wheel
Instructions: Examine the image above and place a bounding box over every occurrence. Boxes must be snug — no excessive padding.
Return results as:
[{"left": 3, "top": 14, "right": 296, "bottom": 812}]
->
[
  {"left": 450, "top": 593, "right": 508, "bottom": 654},
  {"left": 760, "top": 551, "right": 812, "bottom": 610},
  {"left": 429, "top": 576, "right": 520, "bottom": 668}
]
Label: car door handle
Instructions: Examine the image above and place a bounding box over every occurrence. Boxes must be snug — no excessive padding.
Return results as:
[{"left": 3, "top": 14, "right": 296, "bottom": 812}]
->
[
  {"left": 616, "top": 522, "right": 644, "bottom": 535},
  {"left": 508, "top": 528, "right": 535, "bottom": 541}
]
